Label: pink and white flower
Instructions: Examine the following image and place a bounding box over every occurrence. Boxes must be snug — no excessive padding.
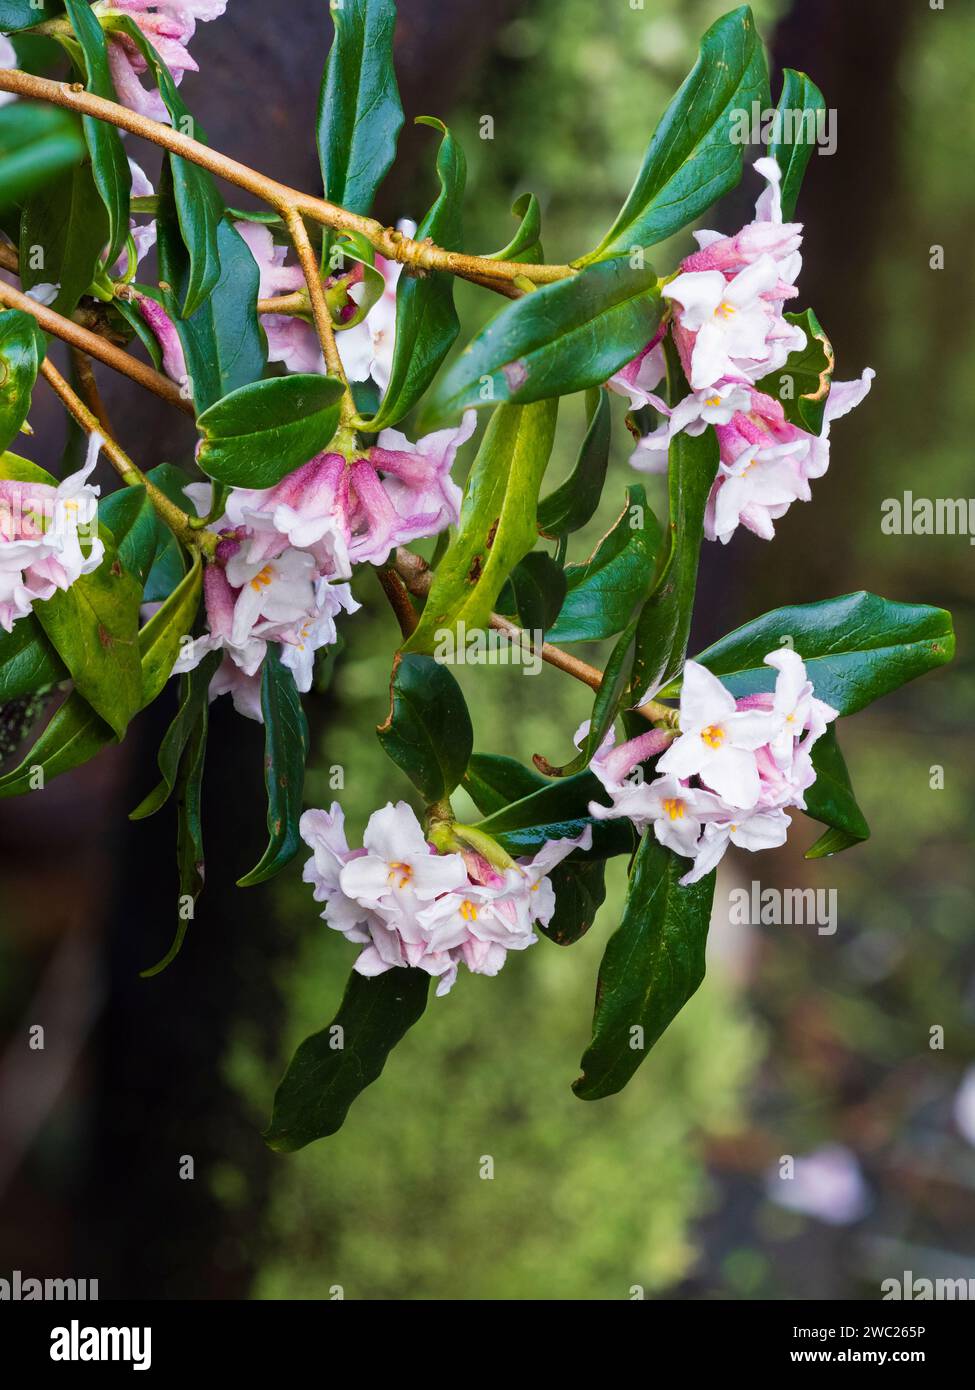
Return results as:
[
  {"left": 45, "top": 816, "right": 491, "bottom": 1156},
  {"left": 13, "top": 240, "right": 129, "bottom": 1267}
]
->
[
  {"left": 95, "top": 1, "right": 228, "bottom": 121},
  {"left": 301, "top": 802, "right": 591, "bottom": 995},
  {"left": 0, "top": 436, "right": 105, "bottom": 633}
]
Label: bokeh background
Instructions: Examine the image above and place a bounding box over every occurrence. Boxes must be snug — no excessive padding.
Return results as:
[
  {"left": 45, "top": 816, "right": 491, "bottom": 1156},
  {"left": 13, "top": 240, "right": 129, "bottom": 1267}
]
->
[{"left": 1, "top": 0, "right": 973, "bottom": 1300}]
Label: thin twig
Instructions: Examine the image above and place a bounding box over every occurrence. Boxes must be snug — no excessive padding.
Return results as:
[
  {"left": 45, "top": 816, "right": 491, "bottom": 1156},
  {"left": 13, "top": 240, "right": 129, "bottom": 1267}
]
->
[
  {"left": 69, "top": 348, "right": 113, "bottom": 435},
  {"left": 284, "top": 208, "right": 357, "bottom": 429},
  {"left": 376, "top": 569, "right": 418, "bottom": 638}
]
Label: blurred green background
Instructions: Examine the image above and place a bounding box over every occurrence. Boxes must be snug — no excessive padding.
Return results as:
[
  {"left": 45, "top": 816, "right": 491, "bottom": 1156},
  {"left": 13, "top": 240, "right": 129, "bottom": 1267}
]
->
[{"left": 1, "top": 0, "right": 972, "bottom": 1301}]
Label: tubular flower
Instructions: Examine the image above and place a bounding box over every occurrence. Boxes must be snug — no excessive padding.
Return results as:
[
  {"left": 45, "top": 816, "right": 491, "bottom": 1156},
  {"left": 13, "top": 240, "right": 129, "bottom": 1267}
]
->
[{"left": 94, "top": 1, "right": 228, "bottom": 121}]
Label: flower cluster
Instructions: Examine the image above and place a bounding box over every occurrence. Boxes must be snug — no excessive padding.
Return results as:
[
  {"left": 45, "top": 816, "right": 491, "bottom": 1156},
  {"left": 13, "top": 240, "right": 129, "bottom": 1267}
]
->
[
  {"left": 0, "top": 436, "right": 105, "bottom": 633},
  {"left": 95, "top": 0, "right": 228, "bottom": 121},
  {"left": 589, "top": 649, "right": 837, "bottom": 885},
  {"left": 616, "top": 157, "right": 874, "bottom": 542},
  {"left": 300, "top": 800, "right": 590, "bottom": 995}
]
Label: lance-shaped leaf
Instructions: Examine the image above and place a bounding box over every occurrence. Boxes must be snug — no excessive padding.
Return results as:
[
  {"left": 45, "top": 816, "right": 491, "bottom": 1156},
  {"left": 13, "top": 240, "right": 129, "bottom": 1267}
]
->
[
  {"left": 543, "top": 859, "right": 607, "bottom": 947},
  {"left": 574, "top": 835, "right": 716, "bottom": 1101},
  {"left": 404, "top": 399, "right": 558, "bottom": 654},
  {"left": 462, "top": 752, "right": 548, "bottom": 816},
  {"left": 264, "top": 967, "right": 431, "bottom": 1152},
  {"left": 137, "top": 552, "right": 203, "bottom": 708},
  {"left": 238, "top": 648, "right": 310, "bottom": 888},
  {"left": 485, "top": 191, "right": 543, "bottom": 264},
  {"left": 156, "top": 183, "right": 267, "bottom": 414},
  {"left": 33, "top": 534, "right": 144, "bottom": 740},
  {"left": 537, "top": 388, "right": 611, "bottom": 539},
  {"left": 626, "top": 424, "right": 718, "bottom": 703},
  {"left": 357, "top": 117, "right": 465, "bottom": 432},
  {"left": 547, "top": 484, "right": 660, "bottom": 643},
  {"left": 425, "top": 258, "right": 661, "bottom": 423},
  {"left": 753, "top": 308, "right": 833, "bottom": 435},
  {"left": 61, "top": 0, "right": 131, "bottom": 265},
  {"left": 0, "top": 309, "right": 45, "bottom": 452},
  {"left": 803, "top": 726, "right": 870, "bottom": 860},
  {"left": 0, "top": 2, "right": 61, "bottom": 29},
  {"left": 0, "top": 617, "right": 65, "bottom": 704},
  {"left": 197, "top": 375, "right": 345, "bottom": 488},
  {"left": 19, "top": 158, "right": 108, "bottom": 317},
  {"left": 377, "top": 653, "right": 473, "bottom": 803},
  {"left": 577, "top": 5, "right": 769, "bottom": 262},
  {"left": 99, "top": 475, "right": 187, "bottom": 603},
  {"left": 552, "top": 612, "right": 642, "bottom": 779},
  {"left": 140, "top": 699, "right": 209, "bottom": 978},
  {"left": 675, "top": 592, "right": 955, "bottom": 717},
  {"left": 473, "top": 769, "right": 635, "bottom": 859},
  {"left": 496, "top": 552, "right": 567, "bottom": 635},
  {"left": 131, "top": 650, "right": 221, "bottom": 821},
  {"left": 0, "top": 104, "right": 86, "bottom": 212},
  {"left": 110, "top": 14, "right": 223, "bottom": 316},
  {"left": 317, "top": 0, "right": 403, "bottom": 215},
  {"left": 767, "top": 68, "right": 827, "bottom": 220}
]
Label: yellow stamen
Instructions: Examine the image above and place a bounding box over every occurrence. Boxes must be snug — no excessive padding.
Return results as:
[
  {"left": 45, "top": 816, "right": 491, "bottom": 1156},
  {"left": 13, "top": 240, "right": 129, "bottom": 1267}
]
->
[
  {"left": 249, "top": 564, "right": 274, "bottom": 592},
  {"left": 662, "top": 797, "right": 685, "bottom": 821},
  {"left": 701, "top": 724, "right": 725, "bottom": 749},
  {"left": 459, "top": 900, "right": 478, "bottom": 922},
  {"left": 388, "top": 861, "right": 413, "bottom": 889},
  {"left": 716, "top": 301, "right": 736, "bottom": 319}
]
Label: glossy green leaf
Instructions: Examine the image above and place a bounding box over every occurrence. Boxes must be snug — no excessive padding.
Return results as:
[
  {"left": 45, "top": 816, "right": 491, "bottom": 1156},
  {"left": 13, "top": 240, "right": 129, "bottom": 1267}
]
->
[
  {"left": 767, "top": 68, "right": 826, "bottom": 221},
  {"left": 404, "top": 399, "right": 558, "bottom": 654},
  {"left": 357, "top": 117, "right": 465, "bottom": 432},
  {"left": 574, "top": 835, "right": 716, "bottom": 1100},
  {"left": 803, "top": 726, "right": 870, "bottom": 859},
  {"left": 62, "top": 0, "right": 131, "bottom": 265},
  {"left": 19, "top": 158, "right": 108, "bottom": 316},
  {"left": 474, "top": 769, "right": 636, "bottom": 860},
  {"left": 543, "top": 859, "right": 607, "bottom": 947},
  {"left": 317, "top": 0, "right": 403, "bottom": 215},
  {"left": 425, "top": 258, "right": 662, "bottom": 422},
  {"left": 0, "top": 309, "right": 45, "bottom": 452},
  {"left": 197, "top": 375, "right": 344, "bottom": 488},
  {"left": 0, "top": 103, "right": 86, "bottom": 212},
  {"left": 678, "top": 592, "right": 956, "bottom": 717},
  {"left": 0, "top": 616, "right": 66, "bottom": 704},
  {"left": 131, "top": 650, "right": 221, "bottom": 821},
  {"left": 0, "top": 2, "right": 61, "bottom": 28},
  {"left": 537, "top": 388, "right": 611, "bottom": 538},
  {"left": 547, "top": 485, "right": 660, "bottom": 644},
  {"left": 110, "top": 14, "right": 222, "bottom": 316},
  {"left": 264, "top": 967, "right": 431, "bottom": 1152},
  {"left": 485, "top": 191, "right": 543, "bottom": 263},
  {"left": 98, "top": 485, "right": 159, "bottom": 588},
  {"left": 140, "top": 699, "right": 209, "bottom": 977},
  {"left": 555, "top": 612, "right": 642, "bottom": 779},
  {"left": 33, "top": 536, "right": 143, "bottom": 739},
  {"left": 377, "top": 653, "right": 473, "bottom": 803},
  {"left": 137, "top": 553, "right": 203, "bottom": 708},
  {"left": 0, "top": 688, "right": 112, "bottom": 797},
  {"left": 578, "top": 5, "right": 769, "bottom": 261},
  {"left": 156, "top": 174, "right": 266, "bottom": 413},
  {"left": 462, "top": 752, "right": 548, "bottom": 816},
  {"left": 238, "top": 648, "right": 310, "bottom": 888},
  {"left": 753, "top": 308, "right": 833, "bottom": 435},
  {"left": 627, "top": 424, "right": 718, "bottom": 703},
  {"left": 496, "top": 552, "right": 567, "bottom": 635},
  {"left": 143, "top": 463, "right": 191, "bottom": 601}
]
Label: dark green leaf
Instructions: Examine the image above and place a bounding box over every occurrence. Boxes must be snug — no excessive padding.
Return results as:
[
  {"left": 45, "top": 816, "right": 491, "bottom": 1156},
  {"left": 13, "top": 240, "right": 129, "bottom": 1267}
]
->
[
  {"left": 543, "top": 858, "right": 607, "bottom": 947},
  {"left": 0, "top": 2, "right": 62, "bottom": 29},
  {"left": 405, "top": 399, "right": 558, "bottom": 653},
  {"left": 317, "top": 0, "right": 403, "bottom": 215},
  {"left": 0, "top": 688, "right": 112, "bottom": 798},
  {"left": 557, "top": 612, "right": 641, "bottom": 778},
  {"left": 238, "top": 647, "right": 310, "bottom": 888},
  {"left": 803, "top": 726, "right": 870, "bottom": 859},
  {"left": 137, "top": 553, "right": 203, "bottom": 708},
  {"left": 357, "top": 117, "right": 465, "bottom": 432},
  {"left": 485, "top": 191, "right": 543, "bottom": 263},
  {"left": 754, "top": 308, "right": 833, "bottom": 435},
  {"left": 0, "top": 616, "right": 66, "bottom": 703},
  {"left": 627, "top": 424, "right": 718, "bottom": 702},
  {"left": 377, "top": 652, "right": 473, "bottom": 803},
  {"left": 678, "top": 592, "right": 956, "bottom": 717},
  {"left": 143, "top": 463, "right": 191, "bottom": 601},
  {"left": 264, "top": 967, "right": 431, "bottom": 1152},
  {"left": 131, "top": 649, "right": 221, "bottom": 821},
  {"left": 578, "top": 5, "right": 769, "bottom": 261},
  {"left": 0, "top": 309, "right": 45, "bottom": 452},
  {"left": 767, "top": 68, "right": 826, "bottom": 220},
  {"left": 574, "top": 835, "right": 716, "bottom": 1100},
  {"left": 496, "top": 552, "right": 567, "bottom": 634},
  {"left": 98, "top": 485, "right": 159, "bottom": 588},
  {"left": 425, "top": 258, "right": 662, "bottom": 423},
  {"left": 0, "top": 103, "right": 87, "bottom": 212},
  {"left": 197, "top": 375, "right": 344, "bottom": 488},
  {"left": 461, "top": 752, "right": 548, "bottom": 816},
  {"left": 19, "top": 158, "right": 108, "bottom": 315},
  {"left": 547, "top": 484, "right": 660, "bottom": 643},
  {"left": 473, "top": 770, "right": 636, "bottom": 859},
  {"left": 62, "top": 0, "right": 131, "bottom": 264},
  {"left": 537, "top": 388, "right": 611, "bottom": 538}
]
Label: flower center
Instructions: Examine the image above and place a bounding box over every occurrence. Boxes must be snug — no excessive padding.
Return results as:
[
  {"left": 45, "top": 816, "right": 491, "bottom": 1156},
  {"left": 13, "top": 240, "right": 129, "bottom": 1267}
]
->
[
  {"left": 715, "top": 301, "right": 736, "bottom": 320},
  {"left": 249, "top": 564, "right": 275, "bottom": 592},
  {"left": 705, "top": 395, "right": 721, "bottom": 407},
  {"left": 701, "top": 724, "right": 725, "bottom": 749},
  {"left": 387, "top": 861, "right": 413, "bottom": 889},
  {"left": 459, "top": 900, "right": 478, "bottom": 922},
  {"left": 662, "top": 797, "right": 685, "bottom": 821}
]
